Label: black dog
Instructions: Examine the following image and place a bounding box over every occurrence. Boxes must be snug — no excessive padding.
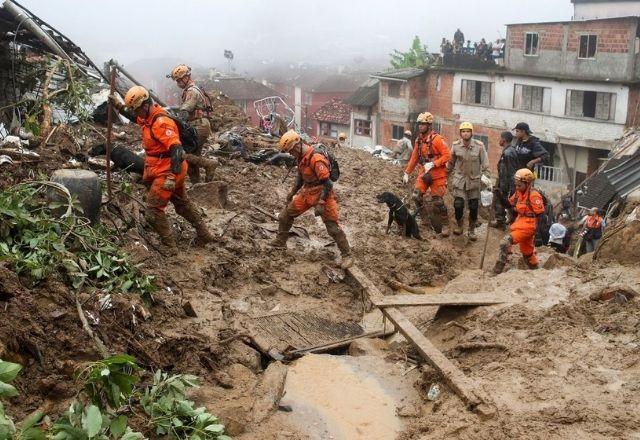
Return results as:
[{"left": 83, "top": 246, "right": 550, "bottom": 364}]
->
[
  {"left": 376, "top": 192, "right": 421, "bottom": 239},
  {"left": 88, "top": 144, "right": 145, "bottom": 175}
]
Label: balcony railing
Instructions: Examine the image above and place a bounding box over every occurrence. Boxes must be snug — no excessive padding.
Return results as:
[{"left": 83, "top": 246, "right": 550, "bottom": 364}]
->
[{"left": 536, "top": 165, "right": 568, "bottom": 185}]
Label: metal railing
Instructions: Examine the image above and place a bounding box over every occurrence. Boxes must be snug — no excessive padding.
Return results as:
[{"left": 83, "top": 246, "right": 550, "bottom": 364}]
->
[{"left": 536, "top": 165, "right": 568, "bottom": 185}]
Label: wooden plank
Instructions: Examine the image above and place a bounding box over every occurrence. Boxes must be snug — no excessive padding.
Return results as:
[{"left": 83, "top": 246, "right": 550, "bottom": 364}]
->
[
  {"left": 347, "top": 265, "right": 489, "bottom": 412},
  {"left": 373, "top": 293, "right": 511, "bottom": 308}
]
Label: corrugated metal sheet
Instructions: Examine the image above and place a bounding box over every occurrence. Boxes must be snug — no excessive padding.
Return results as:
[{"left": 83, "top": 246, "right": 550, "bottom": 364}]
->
[{"left": 604, "top": 152, "right": 640, "bottom": 198}]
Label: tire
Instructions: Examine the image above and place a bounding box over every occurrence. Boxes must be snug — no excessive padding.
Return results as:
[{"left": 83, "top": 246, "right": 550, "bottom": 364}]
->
[{"left": 49, "top": 169, "right": 102, "bottom": 224}]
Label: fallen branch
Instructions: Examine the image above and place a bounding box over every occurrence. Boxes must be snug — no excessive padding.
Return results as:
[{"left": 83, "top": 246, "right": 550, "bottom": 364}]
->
[
  {"left": 75, "top": 296, "right": 109, "bottom": 358},
  {"left": 385, "top": 278, "right": 438, "bottom": 295},
  {"left": 444, "top": 321, "right": 470, "bottom": 332},
  {"left": 454, "top": 342, "right": 507, "bottom": 351}
]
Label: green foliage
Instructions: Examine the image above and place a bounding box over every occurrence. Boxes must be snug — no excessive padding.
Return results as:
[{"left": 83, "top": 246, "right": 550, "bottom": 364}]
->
[
  {"left": 389, "top": 35, "right": 435, "bottom": 69},
  {"left": 0, "top": 184, "right": 156, "bottom": 301},
  {"left": 141, "top": 371, "right": 230, "bottom": 440},
  {"left": 76, "top": 355, "right": 140, "bottom": 410},
  {"left": 0, "top": 359, "right": 46, "bottom": 440},
  {"left": 49, "top": 403, "right": 143, "bottom": 440},
  {"left": 0, "top": 360, "right": 22, "bottom": 399}
]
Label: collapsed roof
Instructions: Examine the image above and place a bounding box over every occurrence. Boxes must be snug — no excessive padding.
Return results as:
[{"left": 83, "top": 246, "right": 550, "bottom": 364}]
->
[
  {"left": 577, "top": 128, "right": 640, "bottom": 210},
  {"left": 0, "top": 0, "right": 104, "bottom": 80}
]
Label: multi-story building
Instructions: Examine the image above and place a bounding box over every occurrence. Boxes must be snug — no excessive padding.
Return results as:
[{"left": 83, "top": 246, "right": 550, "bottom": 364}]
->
[{"left": 373, "top": 1, "right": 640, "bottom": 200}]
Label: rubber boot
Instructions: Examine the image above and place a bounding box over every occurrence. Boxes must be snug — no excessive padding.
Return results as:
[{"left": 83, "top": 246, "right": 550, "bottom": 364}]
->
[
  {"left": 491, "top": 260, "right": 505, "bottom": 275},
  {"left": 523, "top": 255, "right": 539, "bottom": 270},
  {"left": 204, "top": 157, "right": 219, "bottom": 182},
  {"left": 468, "top": 221, "right": 477, "bottom": 241},
  {"left": 271, "top": 211, "right": 294, "bottom": 248},
  {"left": 145, "top": 210, "right": 177, "bottom": 253},
  {"left": 439, "top": 214, "right": 450, "bottom": 238},
  {"left": 453, "top": 219, "right": 463, "bottom": 235},
  {"left": 185, "top": 155, "right": 202, "bottom": 184},
  {"left": 326, "top": 221, "right": 353, "bottom": 269},
  {"left": 175, "top": 201, "right": 215, "bottom": 245}
]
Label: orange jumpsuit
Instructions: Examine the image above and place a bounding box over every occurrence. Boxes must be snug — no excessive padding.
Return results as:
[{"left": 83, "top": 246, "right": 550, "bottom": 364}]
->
[
  {"left": 405, "top": 130, "right": 451, "bottom": 197},
  {"left": 507, "top": 187, "right": 545, "bottom": 265},
  {"left": 137, "top": 104, "right": 188, "bottom": 213},
  {"left": 287, "top": 147, "right": 338, "bottom": 222}
]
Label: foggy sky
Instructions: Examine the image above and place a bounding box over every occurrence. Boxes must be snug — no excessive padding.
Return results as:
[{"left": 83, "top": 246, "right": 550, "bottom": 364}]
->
[{"left": 18, "top": 0, "right": 573, "bottom": 72}]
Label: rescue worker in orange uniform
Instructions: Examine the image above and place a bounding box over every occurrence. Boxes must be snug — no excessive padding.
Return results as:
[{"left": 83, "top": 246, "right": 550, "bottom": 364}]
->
[
  {"left": 403, "top": 112, "right": 452, "bottom": 237},
  {"left": 272, "top": 130, "right": 353, "bottom": 269},
  {"left": 110, "top": 86, "right": 214, "bottom": 251},
  {"left": 492, "top": 168, "right": 545, "bottom": 274},
  {"left": 169, "top": 64, "right": 219, "bottom": 183}
]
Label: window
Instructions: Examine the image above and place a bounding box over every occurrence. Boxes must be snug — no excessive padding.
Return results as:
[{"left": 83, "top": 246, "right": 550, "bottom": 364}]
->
[
  {"left": 435, "top": 74, "right": 442, "bottom": 92},
  {"left": 565, "top": 90, "right": 616, "bottom": 120},
  {"left": 461, "top": 80, "right": 493, "bottom": 106},
  {"left": 431, "top": 121, "right": 442, "bottom": 133},
  {"left": 525, "top": 32, "right": 539, "bottom": 56},
  {"left": 388, "top": 82, "right": 402, "bottom": 98},
  {"left": 473, "top": 135, "right": 489, "bottom": 151},
  {"left": 330, "top": 126, "right": 338, "bottom": 138},
  {"left": 513, "top": 84, "right": 551, "bottom": 113},
  {"left": 355, "top": 119, "right": 372, "bottom": 136},
  {"left": 320, "top": 122, "right": 331, "bottom": 137},
  {"left": 392, "top": 124, "right": 405, "bottom": 140},
  {"left": 579, "top": 34, "right": 597, "bottom": 59}
]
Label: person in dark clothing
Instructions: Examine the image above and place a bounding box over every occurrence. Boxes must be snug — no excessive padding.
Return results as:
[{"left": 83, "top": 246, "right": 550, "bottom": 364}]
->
[
  {"left": 513, "top": 122, "right": 549, "bottom": 170},
  {"left": 491, "top": 131, "right": 518, "bottom": 228},
  {"left": 454, "top": 28, "right": 465, "bottom": 48},
  {"left": 560, "top": 185, "right": 574, "bottom": 219}
]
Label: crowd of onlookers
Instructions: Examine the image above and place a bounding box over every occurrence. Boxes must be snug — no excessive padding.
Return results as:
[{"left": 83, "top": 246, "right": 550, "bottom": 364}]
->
[{"left": 440, "top": 28, "right": 505, "bottom": 62}]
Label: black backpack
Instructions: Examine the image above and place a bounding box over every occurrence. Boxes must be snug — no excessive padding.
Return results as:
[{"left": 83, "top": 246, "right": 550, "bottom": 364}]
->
[
  {"left": 313, "top": 144, "right": 340, "bottom": 182},
  {"left": 150, "top": 113, "right": 199, "bottom": 154}
]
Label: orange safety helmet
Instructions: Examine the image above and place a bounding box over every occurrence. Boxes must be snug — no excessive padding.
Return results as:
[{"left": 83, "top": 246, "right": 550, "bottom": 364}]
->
[
  {"left": 514, "top": 168, "right": 535, "bottom": 183},
  {"left": 124, "top": 86, "right": 150, "bottom": 110},
  {"left": 416, "top": 112, "right": 434, "bottom": 124},
  {"left": 170, "top": 64, "right": 191, "bottom": 80},
  {"left": 279, "top": 130, "right": 301, "bottom": 152}
]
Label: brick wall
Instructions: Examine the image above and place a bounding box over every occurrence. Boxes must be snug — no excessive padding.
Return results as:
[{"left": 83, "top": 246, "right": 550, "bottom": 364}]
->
[
  {"left": 508, "top": 18, "right": 636, "bottom": 54},
  {"left": 508, "top": 24, "right": 565, "bottom": 51},
  {"left": 567, "top": 20, "right": 633, "bottom": 54},
  {"left": 426, "top": 72, "right": 454, "bottom": 119}
]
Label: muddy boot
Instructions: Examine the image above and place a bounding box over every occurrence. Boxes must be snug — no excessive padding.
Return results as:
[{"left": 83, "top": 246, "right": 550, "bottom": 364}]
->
[
  {"left": 453, "top": 219, "right": 463, "bottom": 235},
  {"left": 185, "top": 154, "right": 202, "bottom": 184},
  {"left": 175, "top": 201, "right": 215, "bottom": 245},
  {"left": 440, "top": 220, "right": 450, "bottom": 238},
  {"left": 468, "top": 221, "right": 477, "bottom": 241},
  {"left": 491, "top": 260, "right": 505, "bottom": 275},
  {"left": 326, "top": 221, "right": 353, "bottom": 268},
  {"left": 145, "top": 210, "right": 177, "bottom": 253},
  {"left": 523, "top": 255, "right": 539, "bottom": 270},
  {"left": 204, "top": 157, "right": 219, "bottom": 182},
  {"left": 271, "top": 211, "right": 294, "bottom": 248}
]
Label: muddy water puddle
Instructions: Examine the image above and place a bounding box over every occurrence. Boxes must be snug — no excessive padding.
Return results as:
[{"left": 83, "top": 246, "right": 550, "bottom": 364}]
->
[{"left": 280, "top": 353, "right": 418, "bottom": 440}]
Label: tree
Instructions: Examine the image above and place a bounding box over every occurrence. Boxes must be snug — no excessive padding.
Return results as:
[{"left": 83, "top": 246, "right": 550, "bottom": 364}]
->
[{"left": 389, "top": 36, "right": 435, "bottom": 69}]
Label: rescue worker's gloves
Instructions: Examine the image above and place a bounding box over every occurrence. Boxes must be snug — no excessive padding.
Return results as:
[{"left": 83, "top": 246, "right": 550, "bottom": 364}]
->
[
  {"left": 481, "top": 174, "right": 493, "bottom": 189},
  {"left": 108, "top": 93, "right": 124, "bottom": 111},
  {"left": 169, "top": 145, "right": 185, "bottom": 174},
  {"left": 402, "top": 173, "right": 410, "bottom": 184},
  {"left": 423, "top": 162, "right": 435, "bottom": 173},
  {"left": 314, "top": 201, "right": 325, "bottom": 217},
  {"left": 162, "top": 176, "right": 176, "bottom": 191}
]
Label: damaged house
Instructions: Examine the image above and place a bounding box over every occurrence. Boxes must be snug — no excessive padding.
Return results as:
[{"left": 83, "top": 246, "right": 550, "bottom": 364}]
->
[{"left": 0, "top": 0, "right": 105, "bottom": 139}]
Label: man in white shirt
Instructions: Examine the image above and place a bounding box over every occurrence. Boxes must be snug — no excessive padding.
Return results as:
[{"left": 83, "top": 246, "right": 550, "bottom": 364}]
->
[{"left": 548, "top": 215, "right": 568, "bottom": 253}]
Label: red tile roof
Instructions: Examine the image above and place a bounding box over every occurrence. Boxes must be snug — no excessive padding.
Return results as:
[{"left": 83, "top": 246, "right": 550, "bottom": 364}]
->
[{"left": 312, "top": 98, "right": 351, "bottom": 125}]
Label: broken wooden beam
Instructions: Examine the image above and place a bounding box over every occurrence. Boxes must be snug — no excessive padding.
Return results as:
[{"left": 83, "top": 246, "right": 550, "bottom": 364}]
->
[
  {"left": 372, "top": 293, "right": 512, "bottom": 308},
  {"left": 347, "top": 265, "right": 492, "bottom": 415}
]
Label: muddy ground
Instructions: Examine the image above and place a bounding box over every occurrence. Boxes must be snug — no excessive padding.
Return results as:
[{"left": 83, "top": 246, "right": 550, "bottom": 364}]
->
[{"left": 1, "top": 113, "right": 639, "bottom": 439}]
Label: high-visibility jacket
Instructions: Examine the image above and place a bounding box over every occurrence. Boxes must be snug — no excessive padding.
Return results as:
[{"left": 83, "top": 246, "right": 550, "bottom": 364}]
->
[
  {"left": 405, "top": 130, "right": 450, "bottom": 180},
  {"left": 298, "top": 146, "right": 330, "bottom": 185},
  {"left": 508, "top": 187, "right": 545, "bottom": 232},
  {"left": 136, "top": 104, "right": 182, "bottom": 180}
]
